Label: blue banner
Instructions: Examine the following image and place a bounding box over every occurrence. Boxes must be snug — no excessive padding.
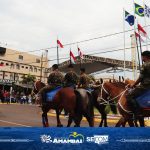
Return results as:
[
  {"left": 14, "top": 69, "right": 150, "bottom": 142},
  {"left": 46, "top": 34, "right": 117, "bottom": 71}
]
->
[{"left": 0, "top": 127, "right": 150, "bottom": 150}]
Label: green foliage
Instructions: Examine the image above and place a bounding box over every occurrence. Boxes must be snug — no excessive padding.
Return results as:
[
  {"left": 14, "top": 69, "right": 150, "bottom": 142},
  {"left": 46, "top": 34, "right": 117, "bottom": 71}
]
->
[{"left": 21, "top": 74, "right": 36, "bottom": 84}]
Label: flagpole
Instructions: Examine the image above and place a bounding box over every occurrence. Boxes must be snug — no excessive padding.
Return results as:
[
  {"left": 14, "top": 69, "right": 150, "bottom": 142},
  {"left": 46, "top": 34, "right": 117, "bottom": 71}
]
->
[
  {"left": 77, "top": 45, "right": 82, "bottom": 69},
  {"left": 135, "top": 32, "right": 141, "bottom": 70},
  {"left": 123, "top": 8, "right": 126, "bottom": 79},
  {"left": 69, "top": 48, "right": 71, "bottom": 65},
  {"left": 40, "top": 52, "right": 43, "bottom": 81},
  {"left": 143, "top": 0, "right": 148, "bottom": 50},
  {"left": 57, "top": 37, "right": 59, "bottom": 65},
  {"left": 132, "top": 0, "right": 138, "bottom": 80}
]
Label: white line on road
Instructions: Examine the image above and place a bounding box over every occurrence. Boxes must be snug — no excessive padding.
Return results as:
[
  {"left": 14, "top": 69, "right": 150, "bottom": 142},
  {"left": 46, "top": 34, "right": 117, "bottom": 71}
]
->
[{"left": 0, "top": 119, "right": 32, "bottom": 127}]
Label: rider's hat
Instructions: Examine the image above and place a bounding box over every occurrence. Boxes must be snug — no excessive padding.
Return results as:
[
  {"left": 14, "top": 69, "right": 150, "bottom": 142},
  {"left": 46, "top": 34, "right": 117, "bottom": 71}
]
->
[{"left": 141, "top": 51, "right": 150, "bottom": 58}]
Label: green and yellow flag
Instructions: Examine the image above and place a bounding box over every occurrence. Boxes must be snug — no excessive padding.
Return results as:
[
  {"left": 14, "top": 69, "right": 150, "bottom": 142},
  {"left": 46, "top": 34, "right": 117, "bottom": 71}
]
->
[{"left": 135, "top": 3, "right": 144, "bottom": 17}]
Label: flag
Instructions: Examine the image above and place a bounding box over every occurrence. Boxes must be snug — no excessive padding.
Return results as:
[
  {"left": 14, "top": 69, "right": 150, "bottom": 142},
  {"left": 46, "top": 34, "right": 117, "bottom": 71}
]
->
[
  {"left": 70, "top": 50, "right": 76, "bottom": 64},
  {"left": 57, "top": 40, "right": 63, "bottom": 48},
  {"left": 125, "top": 11, "right": 135, "bottom": 26},
  {"left": 78, "top": 47, "right": 83, "bottom": 59},
  {"left": 145, "top": 4, "right": 150, "bottom": 18},
  {"left": 138, "top": 24, "right": 147, "bottom": 37},
  {"left": 135, "top": 31, "right": 144, "bottom": 42},
  {"left": 0, "top": 63, "right": 4, "bottom": 67},
  {"left": 135, "top": 3, "right": 144, "bottom": 17}
]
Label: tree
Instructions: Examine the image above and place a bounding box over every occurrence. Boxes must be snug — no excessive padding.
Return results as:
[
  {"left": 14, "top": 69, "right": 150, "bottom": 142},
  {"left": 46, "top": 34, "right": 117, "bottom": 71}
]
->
[{"left": 21, "top": 74, "right": 36, "bottom": 84}]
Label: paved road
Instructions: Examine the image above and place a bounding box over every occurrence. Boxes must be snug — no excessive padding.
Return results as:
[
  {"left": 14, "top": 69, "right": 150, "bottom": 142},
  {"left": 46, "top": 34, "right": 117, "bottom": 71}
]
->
[{"left": 1, "top": 103, "right": 149, "bottom": 127}]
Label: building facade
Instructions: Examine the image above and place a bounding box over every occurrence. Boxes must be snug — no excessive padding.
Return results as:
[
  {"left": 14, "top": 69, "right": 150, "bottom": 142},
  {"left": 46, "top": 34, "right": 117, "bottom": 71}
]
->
[{"left": 0, "top": 47, "right": 49, "bottom": 89}]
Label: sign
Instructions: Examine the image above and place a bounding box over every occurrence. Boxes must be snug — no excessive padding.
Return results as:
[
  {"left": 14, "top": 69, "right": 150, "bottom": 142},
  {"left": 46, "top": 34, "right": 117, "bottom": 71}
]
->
[
  {"left": 0, "top": 128, "right": 150, "bottom": 150},
  {"left": 0, "top": 79, "right": 14, "bottom": 85}
]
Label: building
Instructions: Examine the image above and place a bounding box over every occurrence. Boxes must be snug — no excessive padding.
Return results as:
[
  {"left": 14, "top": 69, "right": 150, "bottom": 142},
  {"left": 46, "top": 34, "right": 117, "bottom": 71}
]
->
[{"left": 0, "top": 47, "right": 49, "bottom": 90}]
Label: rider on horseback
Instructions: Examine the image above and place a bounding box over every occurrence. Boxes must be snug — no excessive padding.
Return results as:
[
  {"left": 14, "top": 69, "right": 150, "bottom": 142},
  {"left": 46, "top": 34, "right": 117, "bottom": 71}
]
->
[
  {"left": 78, "top": 68, "right": 91, "bottom": 90},
  {"left": 38, "top": 64, "right": 64, "bottom": 105},
  {"left": 126, "top": 51, "right": 150, "bottom": 118},
  {"left": 64, "top": 64, "right": 79, "bottom": 88}
]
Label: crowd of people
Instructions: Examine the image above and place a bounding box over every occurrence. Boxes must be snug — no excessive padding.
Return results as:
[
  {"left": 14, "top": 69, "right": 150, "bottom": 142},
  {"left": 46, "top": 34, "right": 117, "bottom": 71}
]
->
[{"left": 0, "top": 90, "right": 33, "bottom": 104}]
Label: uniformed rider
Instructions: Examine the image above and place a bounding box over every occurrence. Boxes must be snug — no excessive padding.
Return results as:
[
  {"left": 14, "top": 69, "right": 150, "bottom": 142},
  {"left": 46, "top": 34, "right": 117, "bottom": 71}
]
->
[{"left": 126, "top": 51, "right": 150, "bottom": 118}]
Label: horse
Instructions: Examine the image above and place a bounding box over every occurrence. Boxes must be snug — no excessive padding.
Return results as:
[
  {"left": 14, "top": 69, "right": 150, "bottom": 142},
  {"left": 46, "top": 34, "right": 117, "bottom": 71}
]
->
[
  {"left": 92, "top": 85, "right": 117, "bottom": 127},
  {"left": 101, "top": 82, "right": 149, "bottom": 127},
  {"left": 33, "top": 80, "right": 94, "bottom": 127}
]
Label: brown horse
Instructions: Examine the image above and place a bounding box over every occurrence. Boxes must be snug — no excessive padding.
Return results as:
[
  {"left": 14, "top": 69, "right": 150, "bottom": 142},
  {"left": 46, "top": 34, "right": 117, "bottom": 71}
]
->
[
  {"left": 92, "top": 86, "right": 117, "bottom": 127},
  {"left": 33, "top": 80, "right": 94, "bottom": 127},
  {"left": 101, "top": 82, "right": 150, "bottom": 127}
]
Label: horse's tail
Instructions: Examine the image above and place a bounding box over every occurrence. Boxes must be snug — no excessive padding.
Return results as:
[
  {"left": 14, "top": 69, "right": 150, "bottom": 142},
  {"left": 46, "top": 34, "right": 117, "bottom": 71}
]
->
[{"left": 110, "top": 104, "right": 117, "bottom": 114}]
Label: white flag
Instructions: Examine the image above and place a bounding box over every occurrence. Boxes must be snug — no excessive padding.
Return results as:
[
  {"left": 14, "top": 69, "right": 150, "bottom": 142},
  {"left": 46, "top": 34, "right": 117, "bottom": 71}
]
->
[{"left": 145, "top": 4, "right": 150, "bottom": 18}]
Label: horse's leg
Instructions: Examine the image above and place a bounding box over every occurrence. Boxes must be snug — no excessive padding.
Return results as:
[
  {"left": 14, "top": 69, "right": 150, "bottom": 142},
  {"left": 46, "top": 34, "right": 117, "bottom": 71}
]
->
[
  {"left": 74, "top": 114, "right": 82, "bottom": 127},
  {"left": 67, "top": 114, "right": 73, "bottom": 127},
  {"left": 138, "top": 117, "right": 145, "bottom": 127},
  {"left": 128, "top": 119, "right": 135, "bottom": 127},
  {"left": 84, "top": 113, "right": 94, "bottom": 127},
  {"left": 42, "top": 106, "right": 50, "bottom": 127},
  {"left": 56, "top": 109, "right": 63, "bottom": 127},
  {"left": 104, "top": 114, "right": 108, "bottom": 127},
  {"left": 115, "top": 117, "right": 126, "bottom": 127}
]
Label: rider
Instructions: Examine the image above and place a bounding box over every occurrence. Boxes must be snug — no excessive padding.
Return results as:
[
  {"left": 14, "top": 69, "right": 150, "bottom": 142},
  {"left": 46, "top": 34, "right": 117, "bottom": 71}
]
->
[
  {"left": 78, "top": 68, "right": 91, "bottom": 90},
  {"left": 64, "top": 64, "right": 79, "bottom": 88},
  {"left": 126, "top": 51, "right": 150, "bottom": 118},
  {"left": 38, "top": 64, "right": 64, "bottom": 105}
]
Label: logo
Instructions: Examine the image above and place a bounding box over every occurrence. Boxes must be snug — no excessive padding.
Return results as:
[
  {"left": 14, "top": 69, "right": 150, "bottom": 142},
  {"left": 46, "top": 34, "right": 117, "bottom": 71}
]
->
[
  {"left": 40, "top": 135, "right": 52, "bottom": 143},
  {"left": 40, "top": 132, "right": 84, "bottom": 144},
  {"left": 87, "top": 135, "right": 109, "bottom": 144}
]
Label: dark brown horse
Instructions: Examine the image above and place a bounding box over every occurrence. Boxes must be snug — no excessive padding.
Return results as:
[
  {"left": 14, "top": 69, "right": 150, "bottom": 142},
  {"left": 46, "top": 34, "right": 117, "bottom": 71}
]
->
[
  {"left": 101, "top": 82, "right": 150, "bottom": 127},
  {"left": 33, "top": 80, "right": 94, "bottom": 127},
  {"left": 92, "top": 85, "right": 117, "bottom": 127}
]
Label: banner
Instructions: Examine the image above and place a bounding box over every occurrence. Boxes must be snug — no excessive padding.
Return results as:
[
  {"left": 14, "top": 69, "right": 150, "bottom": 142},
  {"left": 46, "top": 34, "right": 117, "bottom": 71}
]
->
[{"left": 0, "top": 128, "right": 150, "bottom": 150}]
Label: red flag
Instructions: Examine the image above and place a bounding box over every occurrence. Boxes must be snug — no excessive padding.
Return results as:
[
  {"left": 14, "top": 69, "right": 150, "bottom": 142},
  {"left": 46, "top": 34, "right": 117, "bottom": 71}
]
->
[
  {"left": 57, "top": 40, "right": 63, "bottom": 48},
  {"left": 70, "top": 50, "right": 76, "bottom": 64},
  {"left": 138, "top": 24, "right": 147, "bottom": 37},
  {"left": 135, "top": 31, "right": 144, "bottom": 42},
  {"left": 0, "top": 63, "right": 4, "bottom": 67},
  {"left": 78, "top": 47, "right": 83, "bottom": 59}
]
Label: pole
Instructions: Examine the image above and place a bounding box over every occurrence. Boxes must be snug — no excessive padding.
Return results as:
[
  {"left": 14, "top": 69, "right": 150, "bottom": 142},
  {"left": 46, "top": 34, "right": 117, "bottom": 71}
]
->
[
  {"left": 40, "top": 53, "right": 43, "bottom": 81},
  {"left": 57, "top": 38, "right": 59, "bottom": 65},
  {"left": 143, "top": 0, "right": 148, "bottom": 50},
  {"left": 135, "top": 32, "right": 141, "bottom": 70},
  {"left": 132, "top": 0, "right": 138, "bottom": 79},
  {"left": 123, "top": 8, "right": 126, "bottom": 79},
  {"left": 77, "top": 45, "right": 82, "bottom": 69},
  {"left": 69, "top": 49, "right": 71, "bottom": 65}
]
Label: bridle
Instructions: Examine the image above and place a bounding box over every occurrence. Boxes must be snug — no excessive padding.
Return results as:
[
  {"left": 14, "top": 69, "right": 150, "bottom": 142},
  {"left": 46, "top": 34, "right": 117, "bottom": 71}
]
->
[{"left": 98, "top": 83, "right": 133, "bottom": 114}]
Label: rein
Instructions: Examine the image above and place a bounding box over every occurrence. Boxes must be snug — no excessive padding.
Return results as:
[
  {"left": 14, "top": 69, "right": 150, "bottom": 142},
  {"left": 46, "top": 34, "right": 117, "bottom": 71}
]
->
[{"left": 98, "top": 83, "right": 133, "bottom": 114}]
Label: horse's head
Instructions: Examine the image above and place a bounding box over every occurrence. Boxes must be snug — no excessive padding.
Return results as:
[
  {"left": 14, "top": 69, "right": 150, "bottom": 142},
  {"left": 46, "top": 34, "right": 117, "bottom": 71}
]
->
[
  {"left": 125, "top": 79, "right": 135, "bottom": 85},
  {"left": 33, "top": 80, "right": 46, "bottom": 94}
]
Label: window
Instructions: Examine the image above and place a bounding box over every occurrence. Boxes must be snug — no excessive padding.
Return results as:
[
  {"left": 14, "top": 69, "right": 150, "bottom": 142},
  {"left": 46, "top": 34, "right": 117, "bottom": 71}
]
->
[
  {"left": 29, "top": 66, "right": 33, "bottom": 72},
  {"left": 19, "top": 55, "right": 23, "bottom": 61},
  {"left": 10, "top": 63, "right": 14, "bottom": 69},
  {"left": 36, "top": 59, "right": 40, "bottom": 63},
  {"left": 34, "top": 68, "right": 37, "bottom": 72},
  {"left": 6, "top": 63, "right": 9, "bottom": 66},
  {"left": 16, "top": 64, "right": 20, "bottom": 70},
  {"left": 10, "top": 73, "right": 14, "bottom": 80},
  {"left": 26, "top": 66, "right": 28, "bottom": 69},
  {"left": 21, "top": 66, "right": 24, "bottom": 68}
]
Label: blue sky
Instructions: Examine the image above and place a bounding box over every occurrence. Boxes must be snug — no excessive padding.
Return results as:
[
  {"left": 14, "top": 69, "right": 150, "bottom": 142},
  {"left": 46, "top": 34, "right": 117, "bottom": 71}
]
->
[{"left": 0, "top": 0, "right": 150, "bottom": 65}]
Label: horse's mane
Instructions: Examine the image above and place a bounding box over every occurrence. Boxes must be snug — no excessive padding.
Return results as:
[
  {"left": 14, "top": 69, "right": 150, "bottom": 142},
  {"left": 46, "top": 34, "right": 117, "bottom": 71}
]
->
[{"left": 109, "top": 82, "right": 127, "bottom": 88}]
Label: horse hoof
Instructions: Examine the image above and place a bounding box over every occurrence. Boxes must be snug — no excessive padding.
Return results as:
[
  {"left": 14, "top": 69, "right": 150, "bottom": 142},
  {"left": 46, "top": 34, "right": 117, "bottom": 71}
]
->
[{"left": 74, "top": 125, "right": 80, "bottom": 127}]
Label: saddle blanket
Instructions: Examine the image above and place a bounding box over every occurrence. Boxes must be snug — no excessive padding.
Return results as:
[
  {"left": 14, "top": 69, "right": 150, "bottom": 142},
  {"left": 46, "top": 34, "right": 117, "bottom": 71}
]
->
[
  {"left": 136, "top": 90, "right": 150, "bottom": 108},
  {"left": 46, "top": 86, "right": 62, "bottom": 102}
]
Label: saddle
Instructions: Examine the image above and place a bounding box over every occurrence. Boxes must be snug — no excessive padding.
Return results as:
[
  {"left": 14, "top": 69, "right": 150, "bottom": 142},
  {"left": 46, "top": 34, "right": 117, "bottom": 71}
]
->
[
  {"left": 135, "top": 90, "right": 150, "bottom": 109},
  {"left": 46, "top": 86, "right": 62, "bottom": 102}
]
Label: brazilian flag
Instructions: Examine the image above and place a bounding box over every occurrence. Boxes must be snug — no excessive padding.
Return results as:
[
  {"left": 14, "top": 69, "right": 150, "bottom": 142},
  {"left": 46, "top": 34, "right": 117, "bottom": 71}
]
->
[{"left": 135, "top": 3, "right": 144, "bottom": 17}]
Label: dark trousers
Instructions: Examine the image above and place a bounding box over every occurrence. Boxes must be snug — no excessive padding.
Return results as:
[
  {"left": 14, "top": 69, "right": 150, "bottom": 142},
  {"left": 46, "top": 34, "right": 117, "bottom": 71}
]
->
[{"left": 126, "top": 86, "right": 147, "bottom": 112}]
